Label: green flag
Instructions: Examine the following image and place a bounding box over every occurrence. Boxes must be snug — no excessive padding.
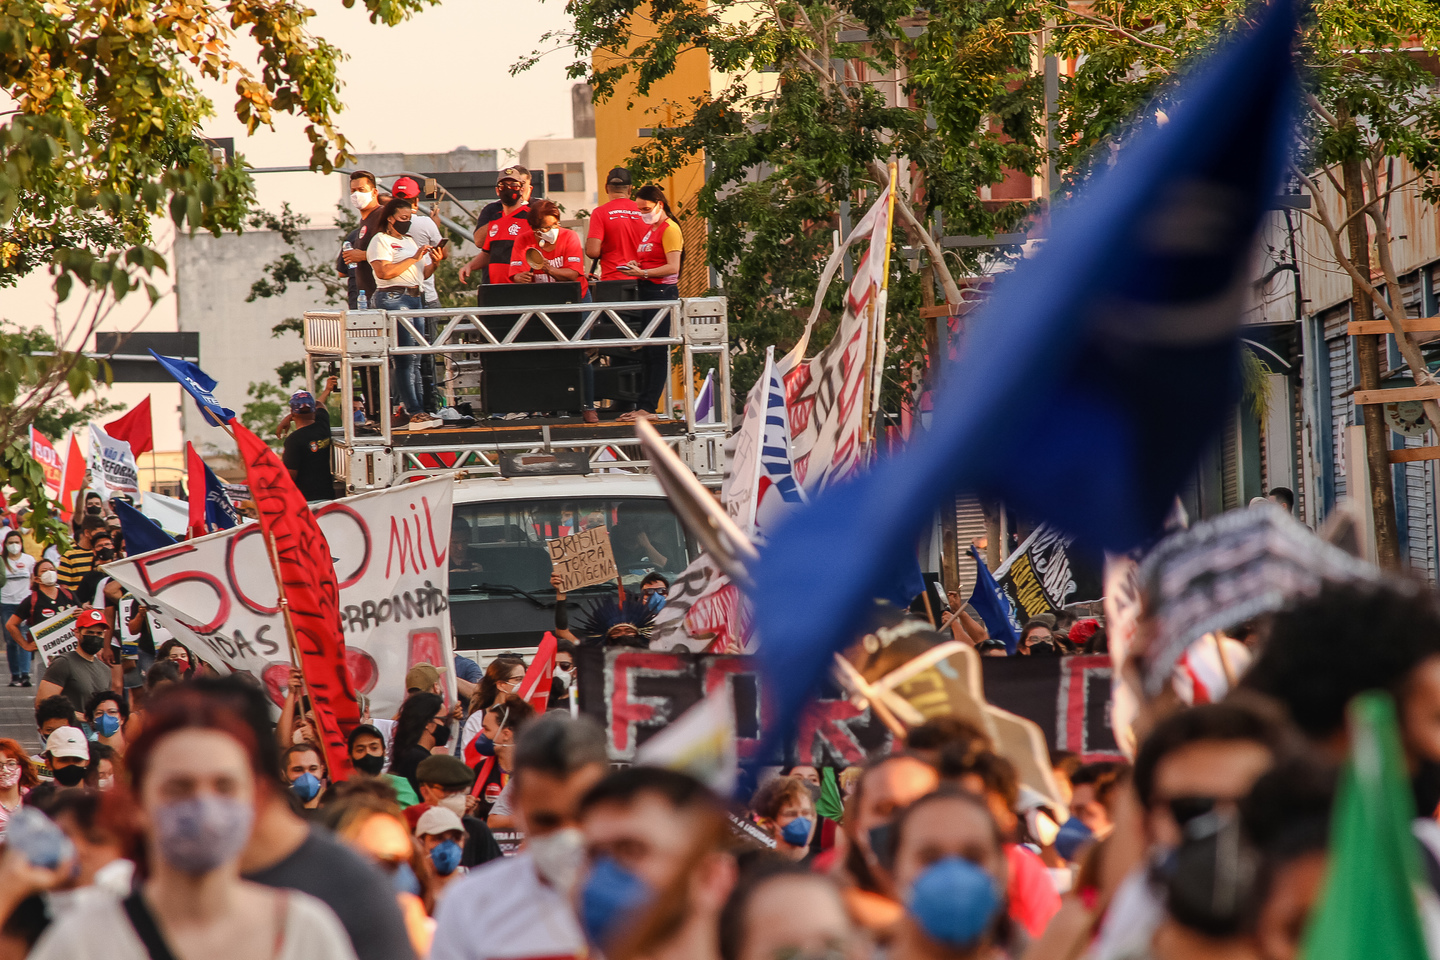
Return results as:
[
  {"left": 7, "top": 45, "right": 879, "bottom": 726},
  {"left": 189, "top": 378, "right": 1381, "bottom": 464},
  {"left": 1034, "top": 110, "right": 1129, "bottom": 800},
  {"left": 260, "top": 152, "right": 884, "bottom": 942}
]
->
[
  {"left": 1300, "top": 692, "right": 1430, "bottom": 960},
  {"left": 817, "top": 766, "right": 844, "bottom": 822}
]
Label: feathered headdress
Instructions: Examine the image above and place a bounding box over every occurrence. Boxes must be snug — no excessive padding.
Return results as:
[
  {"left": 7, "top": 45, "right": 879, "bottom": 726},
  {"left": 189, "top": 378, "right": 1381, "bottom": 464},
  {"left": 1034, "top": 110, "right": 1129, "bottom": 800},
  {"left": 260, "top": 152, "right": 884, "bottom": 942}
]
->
[{"left": 577, "top": 591, "right": 658, "bottom": 647}]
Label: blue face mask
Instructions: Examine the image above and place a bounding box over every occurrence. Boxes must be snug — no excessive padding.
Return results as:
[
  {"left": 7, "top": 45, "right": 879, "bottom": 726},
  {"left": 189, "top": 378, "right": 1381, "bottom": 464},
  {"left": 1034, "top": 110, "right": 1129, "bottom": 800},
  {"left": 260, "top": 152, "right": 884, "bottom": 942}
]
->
[
  {"left": 581, "top": 856, "right": 653, "bottom": 950},
  {"left": 645, "top": 592, "right": 666, "bottom": 612},
  {"left": 289, "top": 772, "right": 323, "bottom": 802},
  {"left": 906, "top": 857, "right": 1001, "bottom": 950},
  {"left": 781, "top": 817, "right": 813, "bottom": 848},
  {"left": 95, "top": 713, "right": 121, "bottom": 738},
  {"left": 430, "top": 839, "right": 463, "bottom": 876},
  {"left": 393, "top": 860, "right": 422, "bottom": 896},
  {"left": 473, "top": 733, "right": 496, "bottom": 757}
]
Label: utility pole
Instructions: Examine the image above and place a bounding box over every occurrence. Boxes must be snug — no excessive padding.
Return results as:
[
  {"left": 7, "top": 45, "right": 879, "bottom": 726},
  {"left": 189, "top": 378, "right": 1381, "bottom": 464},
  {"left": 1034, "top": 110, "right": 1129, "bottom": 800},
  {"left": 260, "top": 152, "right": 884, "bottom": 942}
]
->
[{"left": 1344, "top": 154, "right": 1401, "bottom": 567}]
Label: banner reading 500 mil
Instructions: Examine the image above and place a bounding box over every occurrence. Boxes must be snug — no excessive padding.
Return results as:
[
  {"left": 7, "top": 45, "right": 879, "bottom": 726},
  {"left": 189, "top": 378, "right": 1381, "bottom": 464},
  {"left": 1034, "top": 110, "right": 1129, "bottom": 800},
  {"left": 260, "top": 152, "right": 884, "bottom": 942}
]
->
[{"left": 105, "top": 476, "right": 457, "bottom": 718}]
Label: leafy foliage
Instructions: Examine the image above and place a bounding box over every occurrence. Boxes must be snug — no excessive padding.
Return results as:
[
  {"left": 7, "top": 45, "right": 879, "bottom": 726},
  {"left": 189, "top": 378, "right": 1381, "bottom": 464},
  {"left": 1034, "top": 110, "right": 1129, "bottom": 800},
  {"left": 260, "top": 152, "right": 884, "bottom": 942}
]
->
[
  {"left": 531, "top": 0, "right": 1045, "bottom": 404},
  {"left": 0, "top": 322, "right": 119, "bottom": 545}
]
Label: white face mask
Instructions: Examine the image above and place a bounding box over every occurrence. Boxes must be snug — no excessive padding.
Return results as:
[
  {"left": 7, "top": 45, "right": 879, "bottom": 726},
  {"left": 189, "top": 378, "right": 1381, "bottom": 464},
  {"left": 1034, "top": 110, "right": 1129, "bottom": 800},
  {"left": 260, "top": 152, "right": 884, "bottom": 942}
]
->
[
  {"left": 38, "top": 570, "right": 57, "bottom": 586},
  {"left": 5, "top": 541, "right": 20, "bottom": 555},
  {"left": 641, "top": 208, "right": 660, "bottom": 224},
  {"left": 97, "top": 776, "right": 114, "bottom": 791},
  {"left": 539, "top": 227, "right": 560, "bottom": 244},
  {"left": 350, "top": 189, "right": 374, "bottom": 210},
  {"left": 437, "top": 792, "right": 468, "bottom": 818},
  {"left": 528, "top": 827, "right": 585, "bottom": 893}
]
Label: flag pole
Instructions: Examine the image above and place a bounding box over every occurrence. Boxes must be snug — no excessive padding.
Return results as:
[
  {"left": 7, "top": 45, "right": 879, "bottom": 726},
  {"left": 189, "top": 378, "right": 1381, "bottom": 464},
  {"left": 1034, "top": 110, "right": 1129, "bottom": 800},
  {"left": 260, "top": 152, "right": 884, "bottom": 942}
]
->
[{"left": 870, "top": 162, "right": 899, "bottom": 432}]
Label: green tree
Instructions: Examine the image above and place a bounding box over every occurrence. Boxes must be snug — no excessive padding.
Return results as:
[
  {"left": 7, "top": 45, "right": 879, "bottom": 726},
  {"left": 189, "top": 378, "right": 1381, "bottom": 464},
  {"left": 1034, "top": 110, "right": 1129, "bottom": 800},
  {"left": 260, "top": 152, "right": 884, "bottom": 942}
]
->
[
  {"left": 526, "top": 0, "right": 1046, "bottom": 404},
  {"left": 0, "top": 0, "right": 435, "bottom": 531},
  {"left": 1049, "top": 0, "right": 1440, "bottom": 562},
  {"left": 0, "top": 322, "right": 120, "bottom": 544}
]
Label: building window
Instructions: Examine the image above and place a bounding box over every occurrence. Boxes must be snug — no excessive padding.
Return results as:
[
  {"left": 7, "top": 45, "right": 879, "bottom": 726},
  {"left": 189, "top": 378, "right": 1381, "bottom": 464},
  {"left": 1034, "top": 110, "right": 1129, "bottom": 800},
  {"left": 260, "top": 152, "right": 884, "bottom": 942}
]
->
[{"left": 548, "top": 163, "right": 585, "bottom": 194}]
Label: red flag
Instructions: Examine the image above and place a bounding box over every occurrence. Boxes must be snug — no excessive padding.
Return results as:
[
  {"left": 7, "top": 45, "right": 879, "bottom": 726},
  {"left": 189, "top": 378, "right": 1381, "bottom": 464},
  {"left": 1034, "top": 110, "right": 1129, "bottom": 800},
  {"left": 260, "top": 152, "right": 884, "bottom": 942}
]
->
[
  {"left": 232, "top": 420, "right": 359, "bottom": 779},
  {"left": 104, "top": 396, "right": 154, "bottom": 457},
  {"left": 58, "top": 434, "right": 86, "bottom": 524},
  {"left": 185, "top": 442, "right": 207, "bottom": 540},
  {"left": 516, "top": 632, "right": 557, "bottom": 714}
]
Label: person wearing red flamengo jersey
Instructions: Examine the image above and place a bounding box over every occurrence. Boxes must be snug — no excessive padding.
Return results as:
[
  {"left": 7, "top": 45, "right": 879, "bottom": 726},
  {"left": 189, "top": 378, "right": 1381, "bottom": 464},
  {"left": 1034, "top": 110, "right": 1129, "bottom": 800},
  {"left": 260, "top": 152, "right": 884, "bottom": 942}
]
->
[{"left": 584, "top": 167, "right": 646, "bottom": 282}]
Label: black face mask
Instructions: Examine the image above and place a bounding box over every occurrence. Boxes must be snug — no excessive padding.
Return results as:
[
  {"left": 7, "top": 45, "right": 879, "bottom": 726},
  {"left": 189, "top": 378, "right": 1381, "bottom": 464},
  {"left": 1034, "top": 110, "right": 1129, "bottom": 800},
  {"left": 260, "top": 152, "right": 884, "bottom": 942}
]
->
[
  {"left": 394, "top": 220, "right": 411, "bottom": 236},
  {"left": 431, "top": 723, "right": 451, "bottom": 748},
  {"left": 94, "top": 549, "right": 116, "bottom": 563},
  {"left": 85, "top": 505, "right": 102, "bottom": 516},
  {"left": 353, "top": 754, "right": 386, "bottom": 776},
  {"left": 53, "top": 764, "right": 86, "bottom": 787},
  {"left": 79, "top": 633, "right": 106, "bottom": 655},
  {"left": 499, "top": 187, "right": 522, "bottom": 206}
]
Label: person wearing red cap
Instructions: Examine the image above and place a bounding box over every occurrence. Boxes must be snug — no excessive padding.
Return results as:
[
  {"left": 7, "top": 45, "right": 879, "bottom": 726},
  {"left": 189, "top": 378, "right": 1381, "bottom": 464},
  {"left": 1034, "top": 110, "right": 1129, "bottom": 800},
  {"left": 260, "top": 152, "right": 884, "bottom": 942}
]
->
[{"left": 36, "top": 607, "right": 116, "bottom": 715}]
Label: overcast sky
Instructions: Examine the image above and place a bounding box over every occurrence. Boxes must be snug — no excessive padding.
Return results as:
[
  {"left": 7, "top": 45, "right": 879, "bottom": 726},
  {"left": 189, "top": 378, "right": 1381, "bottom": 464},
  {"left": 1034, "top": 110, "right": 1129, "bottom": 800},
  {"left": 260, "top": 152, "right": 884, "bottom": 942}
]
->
[{"left": 1, "top": 0, "right": 579, "bottom": 451}]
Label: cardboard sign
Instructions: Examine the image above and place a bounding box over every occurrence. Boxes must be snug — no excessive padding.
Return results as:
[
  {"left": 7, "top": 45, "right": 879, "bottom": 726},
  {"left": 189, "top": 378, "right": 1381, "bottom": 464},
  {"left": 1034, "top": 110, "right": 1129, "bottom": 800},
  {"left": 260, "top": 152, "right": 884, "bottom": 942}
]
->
[
  {"left": 87, "top": 424, "right": 140, "bottom": 499},
  {"left": 547, "top": 527, "right": 618, "bottom": 592},
  {"left": 31, "top": 610, "right": 79, "bottom": 667},
  {"left": 575, "top": 646, "right": 893, "bottom": 766}
]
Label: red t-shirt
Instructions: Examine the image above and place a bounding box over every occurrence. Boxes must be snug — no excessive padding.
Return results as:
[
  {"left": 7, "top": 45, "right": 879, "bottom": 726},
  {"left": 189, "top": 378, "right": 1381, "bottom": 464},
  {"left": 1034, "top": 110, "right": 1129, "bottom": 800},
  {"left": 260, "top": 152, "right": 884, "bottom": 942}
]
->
[
  {"left": 636, "top": 217, "right": 683, "bottom": 285},
  {"left": 586, "top": 198, "right": 647, "bottom": 282},
  {"left": 509, "top": 229, "right": 588, "bottom": 297},
  {"left": 481, "top": 205, "right": 533, "bottom": 284},
  {"left": 1004, "top": 843, "right": 1062, "bottom": 938}
]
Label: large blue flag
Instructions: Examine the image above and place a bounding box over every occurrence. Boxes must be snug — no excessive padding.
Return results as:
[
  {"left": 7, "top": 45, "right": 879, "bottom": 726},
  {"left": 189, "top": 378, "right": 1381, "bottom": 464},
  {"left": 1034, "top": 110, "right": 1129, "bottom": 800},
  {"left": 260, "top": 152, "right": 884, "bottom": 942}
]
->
[
  {"left": 751, "top": 2, "right": 1297, "bottom": 750},
  {"left": 113, "top": 498, "right": 177, "bottom": 554},
  {"left": 148, "top": 349, "right": 236, "bottom": 426},
  {"left": 967, "top": 547, "right": 1022, "bottom": 654}
]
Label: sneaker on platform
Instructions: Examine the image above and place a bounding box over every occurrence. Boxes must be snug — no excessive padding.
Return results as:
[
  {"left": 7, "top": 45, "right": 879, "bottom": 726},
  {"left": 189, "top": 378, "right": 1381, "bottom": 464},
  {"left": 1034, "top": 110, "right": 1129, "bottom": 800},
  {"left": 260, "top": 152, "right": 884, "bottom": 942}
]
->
[{"left": 409, "top": 413, "right": 443, "bottom": 430}]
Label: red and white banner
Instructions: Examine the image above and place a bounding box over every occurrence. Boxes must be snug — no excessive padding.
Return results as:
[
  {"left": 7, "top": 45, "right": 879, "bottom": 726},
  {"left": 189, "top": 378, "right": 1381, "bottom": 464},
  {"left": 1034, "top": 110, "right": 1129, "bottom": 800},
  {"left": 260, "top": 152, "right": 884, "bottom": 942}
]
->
[
  {"left": 103, "top": 474, "right": 457, "bottom": 723},
  {"left": 29, "top": 427, "right": 63, "bottom": 498},
  {"left": 785, "top": 184, "right": 893, "bottom": 494}
]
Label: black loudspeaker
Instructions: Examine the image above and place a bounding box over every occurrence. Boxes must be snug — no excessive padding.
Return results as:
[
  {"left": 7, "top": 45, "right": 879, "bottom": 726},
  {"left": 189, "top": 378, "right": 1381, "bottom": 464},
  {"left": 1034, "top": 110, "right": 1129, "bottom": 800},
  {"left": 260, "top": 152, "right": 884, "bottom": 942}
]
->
[
  {"left": 483, "top": 356, "right": 587, "bottom": 413},
  {"left": 593, "top": 362, "right": 644, "bottom": 403}
]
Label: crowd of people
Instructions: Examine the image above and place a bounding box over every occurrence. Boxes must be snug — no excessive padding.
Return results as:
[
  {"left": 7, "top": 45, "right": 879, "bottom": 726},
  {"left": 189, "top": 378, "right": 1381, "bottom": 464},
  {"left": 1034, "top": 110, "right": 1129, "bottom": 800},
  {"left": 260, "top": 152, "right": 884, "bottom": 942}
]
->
[
  {"left": 0, "top": 567, "right": 1432, "bottom": 960},
  {"left": 331, "top": 163, "right": 685, "bottom": 440}
]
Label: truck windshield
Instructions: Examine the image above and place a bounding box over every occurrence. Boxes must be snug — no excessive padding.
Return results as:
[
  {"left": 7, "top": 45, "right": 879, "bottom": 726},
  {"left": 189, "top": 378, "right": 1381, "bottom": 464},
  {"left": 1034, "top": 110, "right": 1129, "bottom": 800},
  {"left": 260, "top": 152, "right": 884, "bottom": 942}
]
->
[{"left": 449, "top": 497, "right": 694, "bottom": 597}]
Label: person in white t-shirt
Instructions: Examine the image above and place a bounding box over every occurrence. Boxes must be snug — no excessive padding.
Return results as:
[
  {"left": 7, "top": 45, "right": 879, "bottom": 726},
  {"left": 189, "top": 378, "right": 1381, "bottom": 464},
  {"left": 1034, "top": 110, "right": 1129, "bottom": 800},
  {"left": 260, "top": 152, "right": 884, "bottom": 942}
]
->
[
  {"left": 367, "top": 196, "right": 444, "bottom": 432},
  {"left": 430, "top": 714, "right": 609, "bottom": 960},
  {"left": 2, "top": 530, "right": 36, "bottom": 686}
]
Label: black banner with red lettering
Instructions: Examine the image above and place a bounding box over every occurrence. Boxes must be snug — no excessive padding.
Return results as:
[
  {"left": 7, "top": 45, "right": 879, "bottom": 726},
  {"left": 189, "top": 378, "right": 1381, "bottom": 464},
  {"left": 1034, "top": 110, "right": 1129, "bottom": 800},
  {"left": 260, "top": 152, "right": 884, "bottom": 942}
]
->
[
  {"left": 980, "top": 654, "right": 1122, "bottom": 762},
  {"left": 576, "top": 646, "right": 893, "bottom": 766}
]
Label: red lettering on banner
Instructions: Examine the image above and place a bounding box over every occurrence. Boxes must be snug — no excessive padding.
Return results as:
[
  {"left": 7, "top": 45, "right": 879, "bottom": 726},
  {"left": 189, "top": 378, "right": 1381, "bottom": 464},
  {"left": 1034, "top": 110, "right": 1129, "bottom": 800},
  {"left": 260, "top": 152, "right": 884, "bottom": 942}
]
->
[
  {"left": 609, "top": 651, "right": 684, "bottom": 754},
  {"left": 315, "top": 504, "right": 371, "bottom": 589},
  {"left": 131, "top": 543, "right": 231, "bottom": 633},
  {"left": 234, "top": 422, "right": 359, "bottom": 780},
  {"left": 386, "top": 514, "right": 428, "bottom": 578},
  {"left": 228, "top": 526, "right": 279, "bottom": 616},
  {"left": 422, "top": 497, "right": 448, "bottom": 568},
  {"left": 797, "top": 699, "right": 869, "bottom": 766}
]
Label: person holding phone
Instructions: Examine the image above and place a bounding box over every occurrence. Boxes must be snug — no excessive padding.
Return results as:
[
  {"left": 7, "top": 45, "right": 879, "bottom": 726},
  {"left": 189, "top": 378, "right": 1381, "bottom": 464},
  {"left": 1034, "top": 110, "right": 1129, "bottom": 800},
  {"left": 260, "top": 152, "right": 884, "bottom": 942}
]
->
[
  {"left": 390, "top": 177, "right": 450, "bottom": 414},
  {"left": 616, "top": 184, "right": 684, "bottom": 423},
  {"left": 367, "top": 196, "right": 444, "bottom": 431}
]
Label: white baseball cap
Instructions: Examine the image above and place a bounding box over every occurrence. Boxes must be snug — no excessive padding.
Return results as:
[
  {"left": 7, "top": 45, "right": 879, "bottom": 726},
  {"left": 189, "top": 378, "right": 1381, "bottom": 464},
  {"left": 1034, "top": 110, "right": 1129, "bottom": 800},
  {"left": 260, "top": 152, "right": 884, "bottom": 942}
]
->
[
  {"left": 45, "top": 726, "right": 90, "bottom": 761},
  {"left": 415, "top": 806, "right": 465, "bottom": 837}
]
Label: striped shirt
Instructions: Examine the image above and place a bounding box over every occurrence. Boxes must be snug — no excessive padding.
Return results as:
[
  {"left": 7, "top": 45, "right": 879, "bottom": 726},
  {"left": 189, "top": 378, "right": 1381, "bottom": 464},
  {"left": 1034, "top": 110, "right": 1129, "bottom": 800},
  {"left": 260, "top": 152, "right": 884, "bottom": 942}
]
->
[{"left": 56, "top": 548, "right": 94, "bottom": 591}]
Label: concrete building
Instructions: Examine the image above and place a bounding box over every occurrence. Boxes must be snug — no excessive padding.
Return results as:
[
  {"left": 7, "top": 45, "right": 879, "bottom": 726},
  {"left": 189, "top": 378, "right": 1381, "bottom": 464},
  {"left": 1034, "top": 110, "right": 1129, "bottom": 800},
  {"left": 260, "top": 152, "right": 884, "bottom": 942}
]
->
[{"left": 173, "top": 225, "right": 342, "bottom": 458}]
